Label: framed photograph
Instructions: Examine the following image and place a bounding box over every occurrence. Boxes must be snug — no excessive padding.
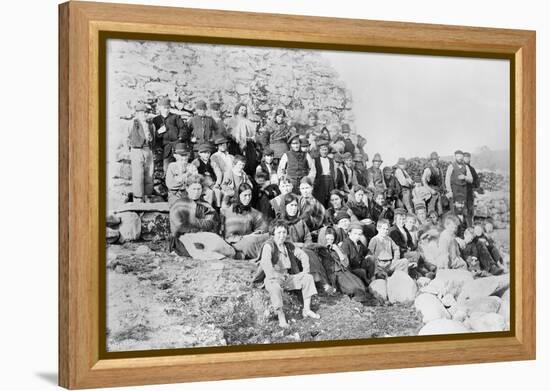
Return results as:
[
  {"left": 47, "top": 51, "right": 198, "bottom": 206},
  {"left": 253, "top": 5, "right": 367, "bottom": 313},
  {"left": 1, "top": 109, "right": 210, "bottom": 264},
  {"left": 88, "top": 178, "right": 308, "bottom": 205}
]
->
[{"left": 59, "top": 1, "right": 535, "bottom": 389}]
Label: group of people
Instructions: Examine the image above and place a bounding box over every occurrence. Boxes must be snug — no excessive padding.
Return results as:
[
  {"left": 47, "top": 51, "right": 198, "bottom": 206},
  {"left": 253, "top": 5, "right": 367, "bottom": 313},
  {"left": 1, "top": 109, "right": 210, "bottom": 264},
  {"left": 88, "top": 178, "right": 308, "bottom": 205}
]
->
[{"left": 127, "top": 97, "right": 506, "bottom": 328}]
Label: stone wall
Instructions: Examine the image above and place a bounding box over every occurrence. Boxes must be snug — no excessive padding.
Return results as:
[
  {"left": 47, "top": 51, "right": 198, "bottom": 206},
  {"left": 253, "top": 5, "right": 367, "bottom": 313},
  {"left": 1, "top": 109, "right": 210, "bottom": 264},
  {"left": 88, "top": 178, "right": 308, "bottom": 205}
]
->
[{"left": 106, "top": 40, "right": 356, "bottom": 207}]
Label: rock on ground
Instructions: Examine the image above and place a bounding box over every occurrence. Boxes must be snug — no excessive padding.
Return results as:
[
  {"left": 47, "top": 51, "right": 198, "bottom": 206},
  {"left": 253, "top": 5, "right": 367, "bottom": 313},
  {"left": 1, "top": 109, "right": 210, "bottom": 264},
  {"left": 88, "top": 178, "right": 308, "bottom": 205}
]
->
[
  {"left": 368, "top": 279, "right": 388, "bottom": 302},
  {"left": 414, "top": 293, "right": 450, "bottom": 323},
  {"left": 387, "top": 271, "right": 417, "bottom": 304},
  {"left": 117, "top": 211, "right": 142, "bottom": 242},
  {"left": 418, "top": 318, "right": 470, "bottom": 336},
  {"left": 457, "top": 274, "right": 510, "bottom": 303},
  {"left": 465, "top": 312, "right": 507, "bottom": 332},
  {"left": 422, "top": 269, "right": 474, "bottom": 298},
  {"left": 458, "top": 296, "right": 502, "bottom": 315}
]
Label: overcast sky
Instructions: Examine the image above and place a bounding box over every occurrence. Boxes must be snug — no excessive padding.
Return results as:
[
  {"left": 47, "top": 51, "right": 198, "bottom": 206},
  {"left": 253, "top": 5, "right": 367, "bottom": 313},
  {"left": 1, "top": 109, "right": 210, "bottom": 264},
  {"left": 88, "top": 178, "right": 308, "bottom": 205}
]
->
[{"left": 321, "top": 50, "right": 510, "bottom": 166}]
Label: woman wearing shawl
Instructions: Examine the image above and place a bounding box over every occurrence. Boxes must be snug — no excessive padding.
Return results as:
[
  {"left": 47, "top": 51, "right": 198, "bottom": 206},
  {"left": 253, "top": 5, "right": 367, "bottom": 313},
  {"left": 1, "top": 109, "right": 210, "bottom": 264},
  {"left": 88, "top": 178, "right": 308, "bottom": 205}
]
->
[
  {"left": 227, "top": 103, "right": 260, "bottom": 177},
  {"left": 264, "top": 108, "right": 291, "bottom": 161},
  {"left": 298, "top": 177, "right": 326, "bottom": 233},
  {"left": 221, "top": 183, "right": 269, "bottom": 259},
  {"left": 326, "top": 189, "right": 358, "bottom": 225},
  {"left": 279, "top": 193, "right": 335, "bottom": 294}
]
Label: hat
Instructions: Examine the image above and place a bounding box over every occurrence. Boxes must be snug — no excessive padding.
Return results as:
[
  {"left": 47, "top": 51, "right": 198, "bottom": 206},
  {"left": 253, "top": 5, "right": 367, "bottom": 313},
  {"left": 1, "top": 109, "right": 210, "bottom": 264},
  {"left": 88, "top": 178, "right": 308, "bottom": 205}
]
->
[
  {"left": 334, "top": 153, "right": 344, "bottom": 163},
  {"left": 353, "top": 154, "right": 363, "bottom": 162},
  {"left": 349, "top": 222, "right": 363, "bottom": 232},
  {"left": 454, "top": 149, "right": 464, "bottom": 155},
  {"left": 214, "top": 136, "right": 229, "bottom": 145},
  {"left": 382, "top": 166, "right": 393, "bottom": 173},
  {"left": 198, "top": 143, "right": 214, "bottom": 153},
  {"left": 372, "top": 153, "right": 383, "bottom": 162},
  {"left": 157, "top": 97, "right": 171, "bottom": 107},
  {"left": 317, "top": 139, "right": 329, "bottom": 147},
  {"left": 397, "top": 157, "right": 407, "bottom": 165},
  {"left": 394, "top": 208, "right": 407, "bottom": 216},
  {"left": 288, "top": 133, "right": 301, "bottom": 144},
  {"left": 429, "top": 151, "right": 439, "bottom": 160},
  {"left": 263, "top": 147, "right": 274, "bottom": 156},
  {"left": 343, "top": 152, "right": 353, "bottom": 160},
  {"left": 210, "top": 102, "right": 221, "bottom": 111},
  {"left": 300, "top": 139, "right": 310, "bottom": 147},
  {"left": 334, "top": 211, "right": 351, "bottom": 223},
  {"left": 463, "top": 152, "right": 471, "bottom": 157},
  {"left": 195, "top": 100, "right": 207, "bottom": 110},
  {"left": 341, "top": 123, "right": 351, "bottom": 133},
  {"left": 135, "top": 103, "right": 147, "bottom": 112},
  {"left": 174, "top": 143, "right": 190, "bottom": 155}
]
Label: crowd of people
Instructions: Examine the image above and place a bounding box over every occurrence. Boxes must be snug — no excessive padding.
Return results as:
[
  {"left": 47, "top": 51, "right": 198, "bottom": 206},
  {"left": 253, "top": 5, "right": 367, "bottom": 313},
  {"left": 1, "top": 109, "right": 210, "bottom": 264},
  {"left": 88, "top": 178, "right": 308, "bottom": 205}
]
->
[{"left": 127, "top": 97, "right": 506, "bottom": 328}]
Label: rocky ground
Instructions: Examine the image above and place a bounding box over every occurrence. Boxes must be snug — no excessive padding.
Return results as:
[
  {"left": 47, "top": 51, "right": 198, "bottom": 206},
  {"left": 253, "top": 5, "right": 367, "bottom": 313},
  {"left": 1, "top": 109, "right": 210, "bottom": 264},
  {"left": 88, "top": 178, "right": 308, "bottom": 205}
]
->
[{"left": 106, "top": 241, "right": 424, "bottom": 352}]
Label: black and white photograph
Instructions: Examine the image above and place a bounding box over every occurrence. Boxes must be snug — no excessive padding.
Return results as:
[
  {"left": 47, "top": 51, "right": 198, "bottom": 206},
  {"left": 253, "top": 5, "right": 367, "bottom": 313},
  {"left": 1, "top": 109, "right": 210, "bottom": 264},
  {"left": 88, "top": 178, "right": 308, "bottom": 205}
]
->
[{"left": 105, "top": 39, "right": 511, "bottom": 352}]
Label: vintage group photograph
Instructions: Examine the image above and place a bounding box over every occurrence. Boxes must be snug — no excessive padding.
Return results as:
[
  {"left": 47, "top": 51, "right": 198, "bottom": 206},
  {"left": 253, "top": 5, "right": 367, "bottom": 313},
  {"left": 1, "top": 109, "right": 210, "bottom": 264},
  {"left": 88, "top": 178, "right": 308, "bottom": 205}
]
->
[{"left": 104, "top": 39, "right": 511, "bottom": 352}]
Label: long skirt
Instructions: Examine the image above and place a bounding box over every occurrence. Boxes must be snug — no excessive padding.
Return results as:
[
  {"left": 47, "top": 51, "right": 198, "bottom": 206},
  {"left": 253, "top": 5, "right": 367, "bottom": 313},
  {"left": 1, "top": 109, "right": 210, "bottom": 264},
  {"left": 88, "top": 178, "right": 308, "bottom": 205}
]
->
[{"left": 232, "top": 233, "right": 270, "bottom": 259}]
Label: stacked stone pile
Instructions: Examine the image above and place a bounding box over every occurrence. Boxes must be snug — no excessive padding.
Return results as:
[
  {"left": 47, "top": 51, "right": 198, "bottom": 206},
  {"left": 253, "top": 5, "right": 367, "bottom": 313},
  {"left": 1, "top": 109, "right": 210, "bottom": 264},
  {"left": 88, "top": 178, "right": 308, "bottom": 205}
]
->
[{"left": 107, "top": 40, "right": 355, "bottom": 205}]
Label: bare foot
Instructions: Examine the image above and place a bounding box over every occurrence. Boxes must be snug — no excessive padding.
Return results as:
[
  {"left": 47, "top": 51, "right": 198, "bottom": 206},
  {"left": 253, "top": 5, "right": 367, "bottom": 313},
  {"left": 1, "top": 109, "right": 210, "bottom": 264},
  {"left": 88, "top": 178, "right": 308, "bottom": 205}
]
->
[
  {"left": 279, "top": 319, "right": 289, "bottom": 328},
  {"left": 302, "top": 310, "right": 320, "bottom": 319}
]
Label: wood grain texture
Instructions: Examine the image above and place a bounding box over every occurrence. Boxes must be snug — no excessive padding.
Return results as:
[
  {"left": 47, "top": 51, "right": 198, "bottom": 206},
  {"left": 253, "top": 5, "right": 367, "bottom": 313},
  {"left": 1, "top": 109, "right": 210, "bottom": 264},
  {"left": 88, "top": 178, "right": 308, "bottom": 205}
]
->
[{"left": 58, "top": 1, "right": 536, "bottom": 389}]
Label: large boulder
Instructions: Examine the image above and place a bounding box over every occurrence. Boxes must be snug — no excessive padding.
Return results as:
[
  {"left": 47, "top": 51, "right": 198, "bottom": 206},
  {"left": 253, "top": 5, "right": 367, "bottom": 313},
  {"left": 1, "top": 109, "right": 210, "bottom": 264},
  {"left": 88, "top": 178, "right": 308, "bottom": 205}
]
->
[
  {"left": 414, "top": 293, "right": 450, "bottom": 323},
  {"left": 418, "top": 319, "right": 470, "bottom": 336},
  {"left": 106, "top": 227, "right": 120, "bottom": 244},
  {"left": 117, "top": 212, "right": 142, "bottom": 242},
  {"left": 368, "top": 279, "right": 388, "bottom": 302},
  {"left": 465, "top": 312, "right": 507, "bottom": 332},
  {"left": 387, "top": 271, "right": 417, "bottom": 304},
  {"left": 459, "top": 296, "right": 502, "bottom": 315},
  {"left": 421, "top": 269, "right": 474, "bottom": 298},
  {"left": 457, "top": 274, "right": 510, "bottom": 303}
]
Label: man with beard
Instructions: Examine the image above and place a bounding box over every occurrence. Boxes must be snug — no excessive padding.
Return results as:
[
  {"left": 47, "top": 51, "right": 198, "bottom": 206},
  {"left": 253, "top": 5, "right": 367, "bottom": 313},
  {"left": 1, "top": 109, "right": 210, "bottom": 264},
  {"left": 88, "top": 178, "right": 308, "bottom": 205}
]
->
[
  {"left": 367, "top": 153, "right": 386, "bottom": 191},
  {"left": 353, "top": 153, "right": 369, "bottom": 187},
  {"left": 422, "top": 151, "right": 444, "bottom": 216},
  {"left": 445, "top": 150, "right": 474, "bottom": 218}
]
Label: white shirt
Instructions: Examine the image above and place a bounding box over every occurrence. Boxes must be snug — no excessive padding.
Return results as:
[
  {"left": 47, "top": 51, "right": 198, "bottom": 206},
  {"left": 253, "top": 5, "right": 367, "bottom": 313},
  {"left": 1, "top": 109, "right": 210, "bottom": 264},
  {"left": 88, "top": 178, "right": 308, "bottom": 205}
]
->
[{"left": 319, "top": 156, "right": 331, "bottom": 175}]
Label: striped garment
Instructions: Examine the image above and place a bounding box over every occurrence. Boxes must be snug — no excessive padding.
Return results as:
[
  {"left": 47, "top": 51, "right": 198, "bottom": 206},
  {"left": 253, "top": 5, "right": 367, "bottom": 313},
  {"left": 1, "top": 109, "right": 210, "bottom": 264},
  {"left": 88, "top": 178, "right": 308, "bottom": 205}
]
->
[{"left": 221, "top": 206, "right": 267, "bottom": 240}]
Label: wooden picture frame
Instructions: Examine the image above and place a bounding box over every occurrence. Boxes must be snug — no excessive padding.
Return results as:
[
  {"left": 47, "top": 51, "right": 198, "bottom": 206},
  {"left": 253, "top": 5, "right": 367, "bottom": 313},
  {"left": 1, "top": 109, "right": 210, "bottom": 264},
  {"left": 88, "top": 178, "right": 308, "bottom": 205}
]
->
[{"left": 59, "top": 1, "right": 536, "bottom": 389}]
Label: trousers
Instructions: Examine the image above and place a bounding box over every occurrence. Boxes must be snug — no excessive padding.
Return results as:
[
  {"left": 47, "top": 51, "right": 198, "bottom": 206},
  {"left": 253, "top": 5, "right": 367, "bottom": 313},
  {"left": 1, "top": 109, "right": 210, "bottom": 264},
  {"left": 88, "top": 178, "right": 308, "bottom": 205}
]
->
[
  {"left": 264, "top": 272, "right": 317, "bottom": 310},
  {"left": 131, "top": 147, "right": 154, "bottom": 198}
]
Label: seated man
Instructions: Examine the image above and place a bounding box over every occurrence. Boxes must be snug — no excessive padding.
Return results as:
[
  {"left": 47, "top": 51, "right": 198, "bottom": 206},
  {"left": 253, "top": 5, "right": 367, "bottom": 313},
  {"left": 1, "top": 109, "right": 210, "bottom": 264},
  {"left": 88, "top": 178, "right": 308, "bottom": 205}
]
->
[
  {"left": 463, "top": 228, "right": 504, "bottom": 275},
  {"left": 255, "top": 219, "right": 320, "bottom": 328},
  {"left": 221, "top": 154, "right": 253, "bottom": 204},
  {"left": 339, "top": 223, "right": 376, "bottom": 286},
  {"left": 165, "top": 143, "right": 198, "bottom": 205}
]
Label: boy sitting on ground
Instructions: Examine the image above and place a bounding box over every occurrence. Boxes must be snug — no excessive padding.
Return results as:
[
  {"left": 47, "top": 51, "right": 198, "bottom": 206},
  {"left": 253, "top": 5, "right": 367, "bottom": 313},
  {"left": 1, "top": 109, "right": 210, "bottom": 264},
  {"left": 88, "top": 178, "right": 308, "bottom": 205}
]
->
[
  {"left": 340, "top": 223, "right": 376, "bottom": 286},
  {"left": 366, "top": 219, "right": 409, "bottom": 279}
]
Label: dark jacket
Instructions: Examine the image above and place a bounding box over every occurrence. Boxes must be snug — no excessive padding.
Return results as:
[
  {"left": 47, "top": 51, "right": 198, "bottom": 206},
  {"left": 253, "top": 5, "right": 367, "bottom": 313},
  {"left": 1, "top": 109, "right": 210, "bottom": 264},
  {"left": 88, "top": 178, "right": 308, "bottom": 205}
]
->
[
  {"left": 340, "top": 237, "right": 369, "bottom": 270},
  {"left": 152, "top": 113, "right": 189, "bottom": 159},
  {"left": 188, "top": 115, "right": 218, "bottom": 146},
  {"left": 389, "top": 225, "right": 415, "bottom": 257}
]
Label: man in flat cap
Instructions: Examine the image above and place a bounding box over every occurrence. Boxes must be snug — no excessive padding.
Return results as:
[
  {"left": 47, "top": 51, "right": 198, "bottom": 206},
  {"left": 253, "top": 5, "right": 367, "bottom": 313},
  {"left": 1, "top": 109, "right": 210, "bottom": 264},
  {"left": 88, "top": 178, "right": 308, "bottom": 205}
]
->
[
  {"left": 192, "top": 142, "right": 222, "bottom": 207},
  {"left": 463, "top": 152, "right": 480, "bottom": 226},
  {"left": 445, "top": 150, "right": 474, "bottom": 218},
  {"left": 312, "top": 138, "right": 336, "bottom": 207},
  {"left": 188, "top": 100, "right": 218, "bottom": 152},
  {"left": 394, "top": 157, "right": 415, "bottom": 213},
  {"left": 336, "top": 152, "right": 358, "bottom": 194},
  {"left": 152, "top": 97, "right": 190, "bottom": 177},
  {"left": 128, "top": 103, "right": 155, "bottom": 202},
  {"left": 165, "top": 143, "right": 198, "bottom": 205},
  {"left": 277, "top": 132, "right": 316, "bottom": 194},
  {"left": 210, "top": 136, "right": 234, "bottom": 177},
  {"left": 421, "top": 151, "right": 444, "bottom": 216},
  {"left": 366, "top": 153, "right": 386, "bottom": 192}
]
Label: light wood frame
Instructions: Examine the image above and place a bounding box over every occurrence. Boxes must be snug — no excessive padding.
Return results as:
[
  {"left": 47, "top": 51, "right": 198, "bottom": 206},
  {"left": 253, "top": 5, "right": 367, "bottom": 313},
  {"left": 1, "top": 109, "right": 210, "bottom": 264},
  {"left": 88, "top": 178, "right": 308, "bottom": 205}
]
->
[{"left": 59, "top": 1, "right": 536, "bottom": 389}]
